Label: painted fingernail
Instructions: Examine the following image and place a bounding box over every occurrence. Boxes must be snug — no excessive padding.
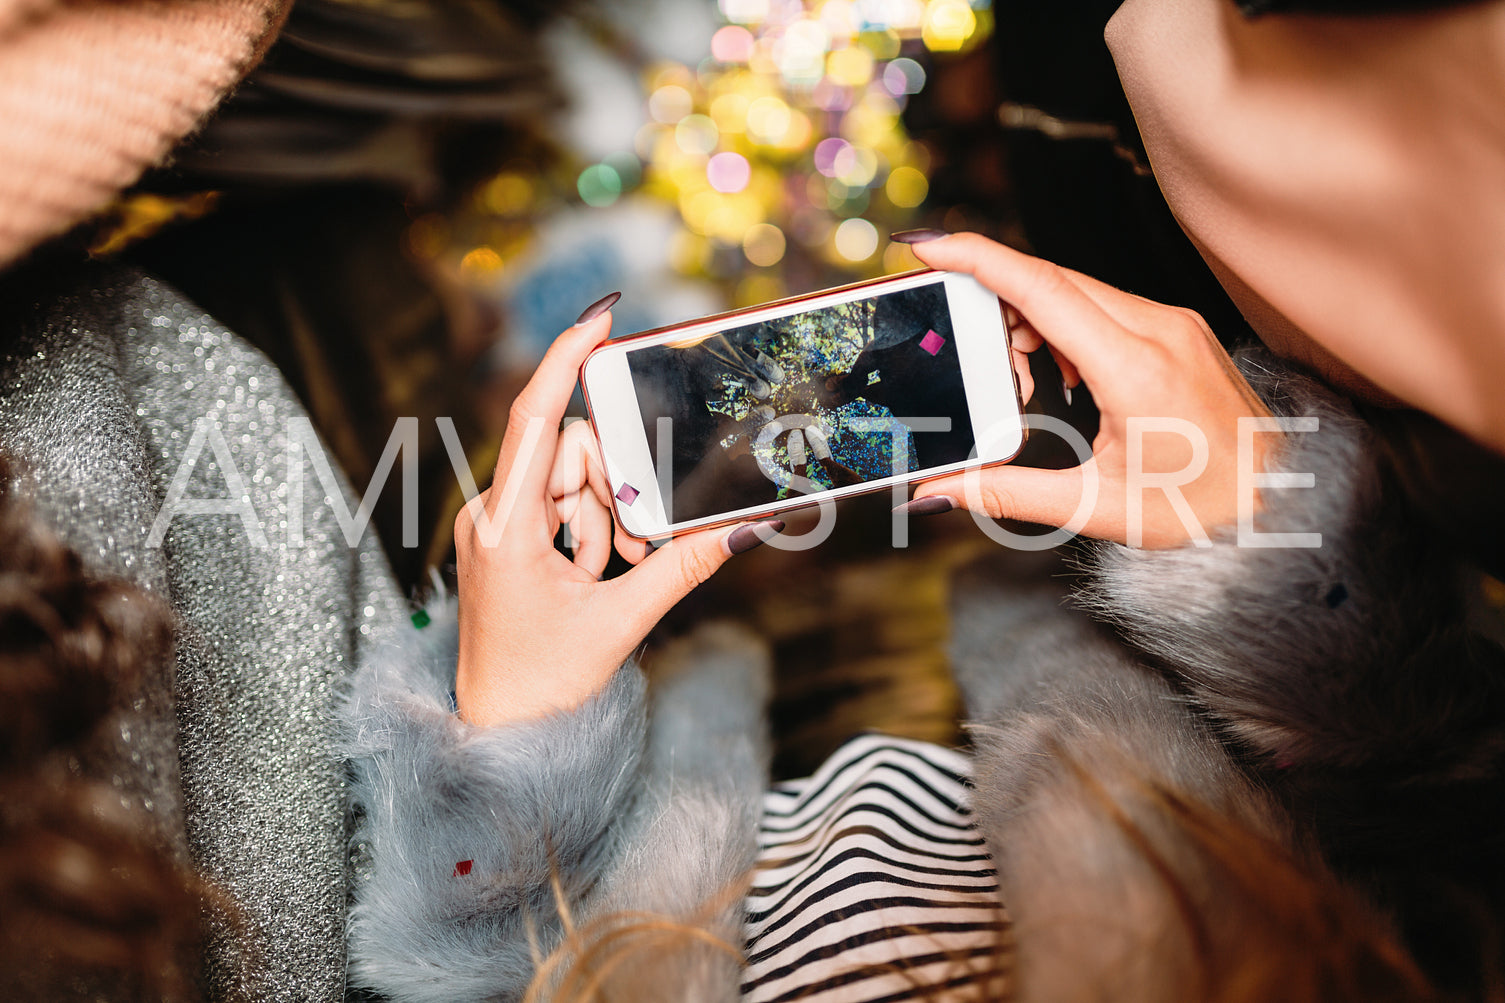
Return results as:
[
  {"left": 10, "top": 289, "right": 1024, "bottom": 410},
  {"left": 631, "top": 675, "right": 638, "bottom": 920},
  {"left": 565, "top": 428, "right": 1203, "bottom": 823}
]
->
[
  {"left": 724, "top": 520, "right": 784, "bottom": 556},
  {"left": 890, "top": 228, "right": 949, "bottom": 244},
  {"left": 575, "top": 291, "right": 621, "bottom": 326},
  {"left": 894, "top": 495, "right": 956, "bottom": 517},
  {"left": 1062, "top": 378, "right": 1074, "bottom": 407}
]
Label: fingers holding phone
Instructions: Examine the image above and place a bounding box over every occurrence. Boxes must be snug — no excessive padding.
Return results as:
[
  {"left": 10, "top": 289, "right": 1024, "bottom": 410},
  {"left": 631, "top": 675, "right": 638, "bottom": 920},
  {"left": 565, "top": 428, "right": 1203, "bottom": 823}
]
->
[
  {"left": 907, "top": 233, "right": 1274, "bottom": 549},
  {"left": 454, "top": 307, "right": 770, "bottom": 729}
]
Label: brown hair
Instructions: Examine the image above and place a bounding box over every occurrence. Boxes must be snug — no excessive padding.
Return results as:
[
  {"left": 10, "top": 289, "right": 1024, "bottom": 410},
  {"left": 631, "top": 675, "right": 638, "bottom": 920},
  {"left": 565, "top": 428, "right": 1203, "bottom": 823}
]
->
[
  {"left": 1045, "top": 744, "right": 1446, "bottom": 1003},
  {"left": 0, "top": 457, "right": 219, "bottom": 1001}
]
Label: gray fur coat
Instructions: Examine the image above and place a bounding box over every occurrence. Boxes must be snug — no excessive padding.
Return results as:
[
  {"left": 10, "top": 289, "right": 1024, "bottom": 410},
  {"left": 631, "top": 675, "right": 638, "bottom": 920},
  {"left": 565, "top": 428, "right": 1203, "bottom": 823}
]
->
[{"left": 344, "top": 356, "right": 1505, "bottom": 1000}]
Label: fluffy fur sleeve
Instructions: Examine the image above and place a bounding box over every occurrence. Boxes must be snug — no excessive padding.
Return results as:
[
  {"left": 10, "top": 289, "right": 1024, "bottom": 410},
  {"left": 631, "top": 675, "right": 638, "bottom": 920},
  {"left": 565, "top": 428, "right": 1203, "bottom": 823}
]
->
[
  {"left": 1077, "top": 354, "right": 1505, "bottom": 782},
  {"left": 341, "top": 598, "right": 650, "bottom": 1003}
]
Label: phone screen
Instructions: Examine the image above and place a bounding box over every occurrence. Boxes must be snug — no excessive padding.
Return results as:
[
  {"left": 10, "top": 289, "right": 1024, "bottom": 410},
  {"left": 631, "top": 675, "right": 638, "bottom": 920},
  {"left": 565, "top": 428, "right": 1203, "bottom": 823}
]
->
[{"left": 623, "top": 282, "right": 977, "bottom": 523}]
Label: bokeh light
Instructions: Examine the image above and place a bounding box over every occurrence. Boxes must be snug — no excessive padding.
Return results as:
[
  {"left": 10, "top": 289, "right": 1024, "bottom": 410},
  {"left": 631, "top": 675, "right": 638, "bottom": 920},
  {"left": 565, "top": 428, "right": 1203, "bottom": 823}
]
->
[
  {"left": 834, "top": 217, "right": 878, "bottom": 261},
  {"left": 576, "top": 163, "right": 622, "bottom": 207},
  {"left": 922, "top": 0, "right": 978, "bottom": 53},
  {"left": 882, "top": 57, "right": 926, "bottom": 96},
  {"left": 708, "top": 151, "right": 752, "bottom": 193},
  {"left": 813, "top": 137, "right": 851, "bottom": 178},
  {"left": 885, "top": 165, "right": 928, "bottom": 208},
  {"left": 649, "top": 84, "right": 694, "bottom": 123},
  {"left": 742, "top": 222, "right": 787, "bottom": 266},
  {"left": 675, "top": 114, "right": 720, "bottom": 156},
  {"left": 458, "top": 0, "right": 994, "bottom": 310},
  {"left": 746, "top": 95, "right": 793, "bottom": 145},
  {"left": 459, "top": 245, "right": 504, "bottom": 281},
  {"left": 720, "top": 0, "right": 770, "bottom": 24},
  {"left": 711, "top": 24, "right": 756, "bottom": 62}
]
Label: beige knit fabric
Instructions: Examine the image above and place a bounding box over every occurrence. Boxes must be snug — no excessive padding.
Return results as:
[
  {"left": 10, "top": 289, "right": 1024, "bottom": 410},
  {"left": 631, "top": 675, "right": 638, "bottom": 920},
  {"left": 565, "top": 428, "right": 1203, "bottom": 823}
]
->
[{"left": 0, "top": 0, "right": 288, "bottom": 266}]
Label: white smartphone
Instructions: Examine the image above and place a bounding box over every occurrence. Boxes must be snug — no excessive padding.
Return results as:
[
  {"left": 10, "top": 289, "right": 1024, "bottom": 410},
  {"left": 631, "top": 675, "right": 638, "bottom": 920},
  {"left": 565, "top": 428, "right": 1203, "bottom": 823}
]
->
[{"left": 580, "top": 268, "right": 1025, "bottom": 540}]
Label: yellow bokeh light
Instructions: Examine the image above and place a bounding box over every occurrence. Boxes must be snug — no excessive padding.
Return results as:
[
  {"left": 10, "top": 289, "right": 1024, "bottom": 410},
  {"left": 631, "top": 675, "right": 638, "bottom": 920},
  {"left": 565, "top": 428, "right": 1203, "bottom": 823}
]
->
[
  {"left": 649, "top": 84, "right": 695, "bottom": 124},
  {"left": 746, "top": 95, "right": 792, "bottom": 145},
  {"left": 826, "top": 46, "right": 874, "bottom": 87},
  {"left": 922, "top": 0, "right": 976, "bottom": 52},
  {"left": 479, "top": 173, "right": 534, "bottom": 215},
  {"left": 885, "top": 165, "right": 929, "bottom": 208},
  {"left": 776, "top": 110, "right": 814, "bottom": 152},
  {"left": 459, "top": 245, "right": 504, "bottom": 281},
  {"left": 675, "top": 114, "right": 720, "bottom": 156},
  {"left": 834, "top": 146, "right": 879, "bottom": 188},
  {"left": 710, "top": 92, "right": 750, "bottom": 133},
  {"left": 707, "top": 190, "right": 765, "bottom": 242},
  {"left": 682, "top": 190, "right": 721, "bottom": 235},
  {"left": 841, "top": 93, "right": 900, "bottom": 148},
  {"left": 742, "top": 222, "right": 787, "bottom": 267},
  {"left": 858, "top": 29, "right": 901, "bottom": 60},
  {"left": 883, "top": 240, "right": 921, "bottom": 274}
]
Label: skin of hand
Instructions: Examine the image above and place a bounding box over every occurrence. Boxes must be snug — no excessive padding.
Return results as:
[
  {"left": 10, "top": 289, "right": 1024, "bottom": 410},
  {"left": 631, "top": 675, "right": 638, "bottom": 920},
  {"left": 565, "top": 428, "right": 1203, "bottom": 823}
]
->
[
  {"left": 908, "top": 233, "right": 1275, "bottom": 548},
  {"left": 453, "top": 311, "right": 770, "bottom": 727}
]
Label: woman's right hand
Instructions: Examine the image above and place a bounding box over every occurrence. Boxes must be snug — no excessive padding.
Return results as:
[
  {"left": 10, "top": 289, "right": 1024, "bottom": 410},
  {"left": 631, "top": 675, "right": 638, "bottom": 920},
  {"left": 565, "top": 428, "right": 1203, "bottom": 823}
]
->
[{"left": 904, "top": 233, "right": 1275, "bottom": 548}]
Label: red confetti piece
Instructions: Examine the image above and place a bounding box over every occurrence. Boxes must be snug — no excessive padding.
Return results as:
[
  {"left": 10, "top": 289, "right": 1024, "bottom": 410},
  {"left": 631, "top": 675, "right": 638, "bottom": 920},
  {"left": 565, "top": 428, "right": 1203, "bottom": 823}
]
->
[{"left": 453, "top": 859, "right": 473, "bottom": 877}]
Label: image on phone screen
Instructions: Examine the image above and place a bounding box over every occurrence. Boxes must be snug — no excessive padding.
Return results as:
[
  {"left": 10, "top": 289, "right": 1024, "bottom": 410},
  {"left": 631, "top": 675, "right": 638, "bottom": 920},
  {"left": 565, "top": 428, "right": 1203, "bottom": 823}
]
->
[{"left": 625, "top": 282, "right": 978, "bottom": 524}]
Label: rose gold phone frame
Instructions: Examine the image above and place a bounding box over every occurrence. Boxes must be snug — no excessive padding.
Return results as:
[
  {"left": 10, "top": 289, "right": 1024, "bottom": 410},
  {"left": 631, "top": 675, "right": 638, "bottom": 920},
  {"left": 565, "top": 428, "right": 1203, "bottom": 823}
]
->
[{"left": 578, "top": 268, "right": 1027, "bottom": 539}]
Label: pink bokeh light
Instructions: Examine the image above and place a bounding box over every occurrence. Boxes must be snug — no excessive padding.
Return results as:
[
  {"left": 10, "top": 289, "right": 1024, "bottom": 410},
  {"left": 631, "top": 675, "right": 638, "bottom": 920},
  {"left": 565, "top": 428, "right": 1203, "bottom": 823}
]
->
[
  {"left": 813, "top": 137, "right": 850, "bottom": 178},
  {"left": 707, "top": 151, "right": 751, "bottom": 193}
]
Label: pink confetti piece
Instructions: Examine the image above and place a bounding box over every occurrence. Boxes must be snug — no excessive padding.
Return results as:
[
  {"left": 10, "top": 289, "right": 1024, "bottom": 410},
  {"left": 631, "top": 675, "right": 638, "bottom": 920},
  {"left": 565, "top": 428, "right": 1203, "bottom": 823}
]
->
[
  {"left": 453, "top": 860, "right": 473, "bottom": 877},
  {"left": 615, "top": 483, "right": 640, "bottom": 505},
  {"left": 919, "top": 330, "right": 945, "bottom": 356}
]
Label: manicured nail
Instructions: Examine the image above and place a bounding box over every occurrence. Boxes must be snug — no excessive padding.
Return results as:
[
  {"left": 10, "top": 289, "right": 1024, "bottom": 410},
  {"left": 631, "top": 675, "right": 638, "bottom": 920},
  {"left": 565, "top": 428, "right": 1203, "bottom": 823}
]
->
[
  {"left": 1062, "top": 378, "right": 1074, "bottom": 407},
  {"left": 575, "top": 291, "right": 621, "bottom": 326},
  {"left": 890, "top": 228, "right": 949, "bottom": 244},
  {"left": 724, "top": 520, "right": 784, "bottom": 556},
  {"left": 894, "top": 495, "right": 956, "bottom": 517}
]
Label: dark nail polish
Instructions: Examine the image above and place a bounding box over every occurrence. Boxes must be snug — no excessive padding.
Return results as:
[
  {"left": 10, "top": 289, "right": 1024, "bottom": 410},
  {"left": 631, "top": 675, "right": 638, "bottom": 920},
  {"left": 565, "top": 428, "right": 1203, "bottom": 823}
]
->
[
  {"left": 575, "top": 291, "right": 621, "bottom": 326},
  {"left": 726, "top": 520, "right": 784, "bottom": 555},
  {"left": 890, "top": 228, "right": 949, "bottom": 245},
  {"left": 895, "top": 495, "right": 956, "bottom": 517}
]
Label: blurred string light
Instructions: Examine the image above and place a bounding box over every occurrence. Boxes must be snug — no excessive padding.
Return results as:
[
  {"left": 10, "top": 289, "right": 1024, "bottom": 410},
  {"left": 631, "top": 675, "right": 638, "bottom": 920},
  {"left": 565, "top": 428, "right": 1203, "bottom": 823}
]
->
[
  {"left": 628, "top": 0, "right": 991, "bottom": 300},
  {"left": 445, "top": 0, "right": 992, "bottom": 306}
]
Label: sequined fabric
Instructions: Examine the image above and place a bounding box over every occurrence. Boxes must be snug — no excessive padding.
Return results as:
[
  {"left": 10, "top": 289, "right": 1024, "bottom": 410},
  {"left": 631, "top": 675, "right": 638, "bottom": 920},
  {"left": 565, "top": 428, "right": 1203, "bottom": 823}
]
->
[{"left": 0, "top": 266, "right": 407, "bottom": 1001}]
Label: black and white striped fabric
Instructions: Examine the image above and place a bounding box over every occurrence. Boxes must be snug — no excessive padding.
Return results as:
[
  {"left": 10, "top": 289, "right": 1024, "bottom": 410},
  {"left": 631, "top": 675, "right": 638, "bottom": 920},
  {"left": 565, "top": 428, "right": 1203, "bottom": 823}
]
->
[{"left": 742, "top": 735, "right": 1009, "bottom": 1002}]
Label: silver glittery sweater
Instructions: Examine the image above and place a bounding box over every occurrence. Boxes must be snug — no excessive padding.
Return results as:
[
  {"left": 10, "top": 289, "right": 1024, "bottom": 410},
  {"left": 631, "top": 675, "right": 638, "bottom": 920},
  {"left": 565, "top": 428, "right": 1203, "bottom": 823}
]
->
[{"left": 0, "top": 267, "right": 408, "bottom": 1002}]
